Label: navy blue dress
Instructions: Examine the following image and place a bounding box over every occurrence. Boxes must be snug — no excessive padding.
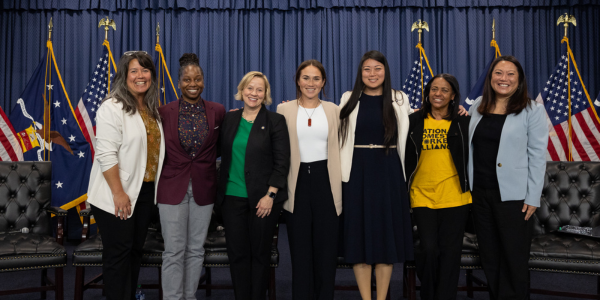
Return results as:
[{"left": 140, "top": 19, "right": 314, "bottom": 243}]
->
[{"left": 342, "top": 94, "right": 414, "bottom": 264}]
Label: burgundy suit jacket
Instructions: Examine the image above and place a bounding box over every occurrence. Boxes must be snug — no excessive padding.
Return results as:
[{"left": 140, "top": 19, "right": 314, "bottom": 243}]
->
[{"left": 157, "top": 99, "right": 226, "bottom": 206}]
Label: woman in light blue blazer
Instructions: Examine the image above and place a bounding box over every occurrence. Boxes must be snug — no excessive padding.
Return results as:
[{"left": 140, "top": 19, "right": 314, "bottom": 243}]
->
[{"left": 467, "top": 55, "right": 548, "bottom": 300}]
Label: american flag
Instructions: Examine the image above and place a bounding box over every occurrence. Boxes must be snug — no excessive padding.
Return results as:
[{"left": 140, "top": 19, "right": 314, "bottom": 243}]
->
[
  {"left": 75, "top": 43, "right": 116, "bottom": 157},
  {"left": 537, "top": 40, "right": 600, "bottom": 161},
  {"left": 402, "top": 44, "right": 433, "bottom": 109}
]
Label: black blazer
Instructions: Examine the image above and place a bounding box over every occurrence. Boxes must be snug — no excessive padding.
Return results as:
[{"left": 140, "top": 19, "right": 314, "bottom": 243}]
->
[
  {"left": 217, "top": 105, "right": 290, "bottom": 207},
  {"left": 405, "top": 112, "right": 471, "bottom": 193}
]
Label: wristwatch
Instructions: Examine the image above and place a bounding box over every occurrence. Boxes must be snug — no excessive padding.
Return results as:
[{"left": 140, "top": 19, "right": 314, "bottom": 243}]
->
[{"left": 267, "top": 191, "right": 277, "bottom": 199}]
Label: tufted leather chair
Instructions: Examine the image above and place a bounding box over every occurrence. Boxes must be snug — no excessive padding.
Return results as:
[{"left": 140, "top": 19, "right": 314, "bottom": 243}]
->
[
  {"left": 0, "top": 161, "right": 67, "bottom": 300},
  {"left": 403, "top": 161, "right": 600, "bottom": 300},
  {"left": 72, "top": 208, "right": 163, "bottom": 300},
  {"left": 528, "top": 161, "right": 600, "bottom": 298}
]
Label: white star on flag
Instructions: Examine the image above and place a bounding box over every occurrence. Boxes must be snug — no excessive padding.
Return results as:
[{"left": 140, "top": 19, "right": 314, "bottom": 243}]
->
[
  {"left": 68, "top": 135, "right": 75, "bottom": 142},
  {"left": 61, "top": 118, "right": 67, "bottom": 125},
  {"left": 54, "top": 101, "right": 60, "bottom": 107},
  {"left": 78, "top": 151, "right": 85, "bottom": 158},
  {"left": 56, "top": 181, "right": 63, "bottom": 188},
  {"left": 47, "top": 84, "right": 53, "bottom": 90}
]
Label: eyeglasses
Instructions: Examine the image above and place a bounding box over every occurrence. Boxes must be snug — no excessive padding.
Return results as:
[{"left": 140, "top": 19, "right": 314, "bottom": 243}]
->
[{"left": 123, "top": 50, "right": 148, "bottom": 56}]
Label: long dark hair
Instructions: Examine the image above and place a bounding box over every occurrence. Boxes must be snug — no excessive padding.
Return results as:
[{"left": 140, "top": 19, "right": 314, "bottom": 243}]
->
[
  {"left": 294, "top": 59, "right": 327, "bottom": 100},
  {"left": 104, "top": 51, "right": 159, "bottom": 120},
  {"left": 421, "top": 73, "right": 460, "bottom": 120},
  {"left": 478, "top": 55, "right": 530, "bottom": 115},
  {"left": 339, "top": 50, "right": 397, "bottom": 149}
]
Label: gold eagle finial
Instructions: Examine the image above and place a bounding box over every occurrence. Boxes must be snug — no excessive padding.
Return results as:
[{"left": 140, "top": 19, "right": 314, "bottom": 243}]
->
[
  {"left": 411, "top": 20, "right": 429, "bottom": 44},
  {"left": 557, "top": 13, "right": 576, "bottom": 37},
  {"left": 98, "top": 16, "right": 117, "bottom": 40}
]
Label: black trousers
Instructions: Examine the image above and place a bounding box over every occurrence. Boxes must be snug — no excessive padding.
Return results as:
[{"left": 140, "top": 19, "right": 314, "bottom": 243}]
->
[
  {"left": 221, "top": 195, "right": 283, "bottom": 300},
  {"left": 286, "top": 160, "right": 339, "bottom": 300},
  {"left": 90, "top": 182, "right": 156, "bottom": 300},
  {"left": 413, "top": 205, "right": 470, "bottom": 300},
  {"left": 472, "top": 187, "right": 533, "bottom": 300}
]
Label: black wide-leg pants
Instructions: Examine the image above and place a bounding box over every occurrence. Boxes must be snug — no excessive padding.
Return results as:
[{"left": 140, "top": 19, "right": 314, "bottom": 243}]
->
[
  {"left": 472, "top": 187, "right": 533, "bottom": 300},
  {"left": 286, "top": 160, "right": 339, "bottom": 300},
  {"left": 413, "top": 204, "right": 470, "bottom": 300},
  {"left": 221, "top": 195, "right": 283, "bottom": 300},
  {"left": 90, "top": 182, "right": 156, "bottom": 300}
]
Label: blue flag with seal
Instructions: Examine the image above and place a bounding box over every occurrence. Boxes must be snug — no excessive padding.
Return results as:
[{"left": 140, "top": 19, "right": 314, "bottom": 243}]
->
[
  {"left": 402, "top": 42, "right": 433, "bottom": 110},
  {"left": 154, "top": 43, "right": 178, "bottom": 105},
  {"left": 463, "top": 40, "right": 502, "bottom": 111},
  {"left": 9, "top": 40, "right": 93, "bottom": 210}
]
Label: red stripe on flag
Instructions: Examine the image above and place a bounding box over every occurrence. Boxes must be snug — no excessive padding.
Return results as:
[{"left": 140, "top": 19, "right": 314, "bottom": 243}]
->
[
  {"left": 547, "top": 137, "right": 561, "bottom": 161},
  {"left": 553, "top": 123, "right": 570, "bottom": 158},
  {"left": 570, "top": 128, "right": 591, "bottom": 161},
  {"left": 574, "top": 111, "right": 600, "bottom": 158},
  {"left": 0, "top": 107, "right": 21, "bottom": 161},
  {"left": 75, "top": 100, "right": 95, "bottom": 158}
]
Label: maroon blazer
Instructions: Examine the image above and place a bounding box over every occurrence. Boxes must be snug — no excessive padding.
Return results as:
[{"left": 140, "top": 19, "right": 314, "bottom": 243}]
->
[{"left": 157, "top": 99, "right": 226, "bottom": 206}]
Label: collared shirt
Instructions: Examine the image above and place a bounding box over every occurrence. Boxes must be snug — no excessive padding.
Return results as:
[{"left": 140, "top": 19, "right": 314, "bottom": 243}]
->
[
  {"left": 139, "top": 109, "right": 161, "bottom": 182},
  {"left": 178, "top": 99, "right": 208, "bottom": 157}
]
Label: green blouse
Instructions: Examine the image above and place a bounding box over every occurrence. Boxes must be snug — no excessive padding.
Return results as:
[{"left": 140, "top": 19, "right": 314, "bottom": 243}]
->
[{"left": 225, "top": 118, "right": 253, "bottom": 198}]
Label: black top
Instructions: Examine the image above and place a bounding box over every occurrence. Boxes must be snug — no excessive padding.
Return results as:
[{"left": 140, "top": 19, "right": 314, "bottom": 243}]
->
[
  {"left": 472, "top": 113, "right": 508, "bottom": 190},
  {"left": 405, "top": 112, "right": 471, "bottom": 193},
  {"left": 216, "top": 105, "right": 291, "bottom": 206},
  {"left": 356, "top": 94, "right": 397, "bottom": 145}
]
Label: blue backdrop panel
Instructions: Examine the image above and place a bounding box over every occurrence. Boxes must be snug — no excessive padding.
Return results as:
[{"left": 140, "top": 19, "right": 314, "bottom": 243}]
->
[{"left": 1, "top": 3, "right": 599, "bottom": 113}]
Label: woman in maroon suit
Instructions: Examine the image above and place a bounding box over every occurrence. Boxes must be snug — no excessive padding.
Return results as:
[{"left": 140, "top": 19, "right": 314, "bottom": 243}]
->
[{"left": 156, "top": 53, "right": 226, "bottom": 300}]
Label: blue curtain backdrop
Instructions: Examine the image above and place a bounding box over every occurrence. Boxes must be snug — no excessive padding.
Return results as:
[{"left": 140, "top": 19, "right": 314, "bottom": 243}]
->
[{"left": 1, "top": 1, "right": 599, "bottom": 113}]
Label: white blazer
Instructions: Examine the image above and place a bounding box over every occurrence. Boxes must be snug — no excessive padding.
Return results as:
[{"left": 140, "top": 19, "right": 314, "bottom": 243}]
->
[
  {"left": 339, "top": 90, "right": 413, "bottom": 182},
  {"left": 87, "top": 98, "right": 166, "bottom": 216}
]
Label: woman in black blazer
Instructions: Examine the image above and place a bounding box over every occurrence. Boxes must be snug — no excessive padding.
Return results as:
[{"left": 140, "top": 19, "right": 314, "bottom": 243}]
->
[{"left": 217, "top": 71, "right": 290, "bottom": 300}]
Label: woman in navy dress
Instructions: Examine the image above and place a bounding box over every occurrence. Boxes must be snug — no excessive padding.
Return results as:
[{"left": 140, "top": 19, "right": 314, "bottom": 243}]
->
[{"left": 339, "top": 50, "right": 414, "bottom": 300}]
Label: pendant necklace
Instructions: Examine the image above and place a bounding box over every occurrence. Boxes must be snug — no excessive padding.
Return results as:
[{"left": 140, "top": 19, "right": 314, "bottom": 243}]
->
[{"left": 301, "top": 99, "right": 321, "bottom": 127}]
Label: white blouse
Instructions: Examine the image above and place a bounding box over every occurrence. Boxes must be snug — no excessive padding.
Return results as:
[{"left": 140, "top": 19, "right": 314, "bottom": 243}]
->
[{"left": 296, "top": 104, "right": 328, "bottom": 163}]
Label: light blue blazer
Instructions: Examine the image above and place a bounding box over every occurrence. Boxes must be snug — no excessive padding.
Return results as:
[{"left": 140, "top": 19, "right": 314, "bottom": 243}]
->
[{"left": 468, "top": 97, "right": 549, "bottom": 207}]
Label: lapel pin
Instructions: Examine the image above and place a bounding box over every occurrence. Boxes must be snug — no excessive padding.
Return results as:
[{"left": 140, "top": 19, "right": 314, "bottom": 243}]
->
[{"left": 261, "top": 126, "right": 265, "bottom": 130}]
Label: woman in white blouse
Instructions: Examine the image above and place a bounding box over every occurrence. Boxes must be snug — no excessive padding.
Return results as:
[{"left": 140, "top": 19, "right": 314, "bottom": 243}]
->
[{"left": 277, "top": 59, "right": 342, "bottom": 299}]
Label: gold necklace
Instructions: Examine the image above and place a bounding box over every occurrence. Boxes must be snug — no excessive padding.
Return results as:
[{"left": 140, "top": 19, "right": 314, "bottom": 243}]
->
[
  {"left": 299, "top": 99, "right": 321, "bottom": 127},
  {"left": 242, "top": 111, "right": 255, "bottom": 123}
]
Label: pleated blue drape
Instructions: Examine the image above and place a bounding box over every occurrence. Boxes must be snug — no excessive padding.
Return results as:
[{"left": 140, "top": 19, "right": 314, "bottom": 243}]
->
[{"left": 1, "top": 3, "right": 599, "bottom": 112}]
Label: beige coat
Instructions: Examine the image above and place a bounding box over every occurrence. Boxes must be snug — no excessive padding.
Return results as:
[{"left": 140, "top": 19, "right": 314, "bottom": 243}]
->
[
  {"left": 339, "top": 90, "right": 412, "bottom": 181},
  {"left": 277, "top": 100, "right": 342, "bottom": 216}
]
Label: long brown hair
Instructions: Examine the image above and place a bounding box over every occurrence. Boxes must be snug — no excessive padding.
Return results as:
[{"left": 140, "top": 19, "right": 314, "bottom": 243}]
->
[
  {"left": 478, "top": 55, "right": 530, "bottom": 115},
  {"left": 104, "top": 51, "right": 160, "bottom": 120},
  {"left": 294, "top": 59, "right": 327, "bottom": 100}
]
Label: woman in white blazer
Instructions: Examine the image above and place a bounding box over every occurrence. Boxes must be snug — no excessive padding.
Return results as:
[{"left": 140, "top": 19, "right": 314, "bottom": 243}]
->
[
  {"left": 277, "top": 60, "right": 342, "bottom": 299},
  {"left": 338, "top": 50, "right": 414, "bottom": 300},
  {"left": 467, "top": 55, "right": 548, "bottom": 300},
  {"left": 87, "top": 51, "right": 165, "bottom": 300}
]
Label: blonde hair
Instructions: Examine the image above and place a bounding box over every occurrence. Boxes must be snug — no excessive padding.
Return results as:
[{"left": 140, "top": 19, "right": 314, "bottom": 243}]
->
[{"left": 234, "top": 71, "right": 272, "bottom": 105}]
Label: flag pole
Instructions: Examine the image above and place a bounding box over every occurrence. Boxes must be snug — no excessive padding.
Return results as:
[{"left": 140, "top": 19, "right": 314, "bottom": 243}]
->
[
  {"left": 99, "top": 17, "right": 117, "bottom": 93},
  {"left": 411, "top": 20, "right": 430, "bottom": 102},
  {"left": 44, "top": 18, "right": 54, "bottom": 161},
  {"left": 558, "top": 13, "right": 576, "bottom": 161},
  {"left": 491, "top": 19, "right": 501, "bottom": 58}
]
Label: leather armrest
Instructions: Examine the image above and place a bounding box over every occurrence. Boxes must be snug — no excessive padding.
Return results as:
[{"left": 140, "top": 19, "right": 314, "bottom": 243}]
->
[
  {"left": 79, "top": 208, "right": 92, "bottom": 217},
  {"left": 45, "top": 206, "right": 68, "bottom": 217}
]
